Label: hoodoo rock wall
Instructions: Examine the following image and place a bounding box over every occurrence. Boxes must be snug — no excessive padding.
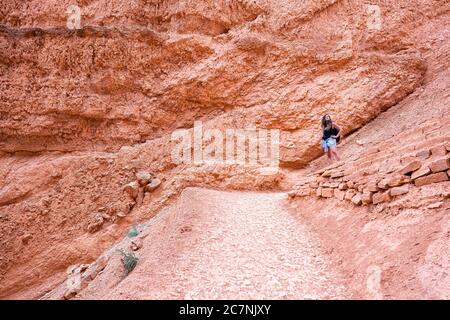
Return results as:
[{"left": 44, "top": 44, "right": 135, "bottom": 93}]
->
[{"left": 0, "top": 0, "right": 449, "bottom": 299}]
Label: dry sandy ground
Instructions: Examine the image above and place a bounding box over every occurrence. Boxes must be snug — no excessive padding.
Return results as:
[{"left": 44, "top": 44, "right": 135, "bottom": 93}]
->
[{"left": 75, "top": 188, "right": 349, "bottom": 299}]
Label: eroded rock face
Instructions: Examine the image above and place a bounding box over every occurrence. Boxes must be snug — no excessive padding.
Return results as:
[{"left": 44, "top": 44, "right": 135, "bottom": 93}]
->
[
  {"left": 0, "top": 0, "right": 432, "bottom": 158},
  {"left": 0, "top": 0, "right": 448, "bottom": 298}
]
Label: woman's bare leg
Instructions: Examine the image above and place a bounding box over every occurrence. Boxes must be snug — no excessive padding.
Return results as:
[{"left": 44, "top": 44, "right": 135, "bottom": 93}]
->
[
  {"left": 335, "top": 148, "right": 341, "bottom": 161},
  {"left": 334, "top": 151, "right": 341, "bottom": 161},
  {"left": 330, "top": 146, "right": 340, "bottom": 161},
  {"left": 327, "top": 149, "right": 334, "bottom": 162}
]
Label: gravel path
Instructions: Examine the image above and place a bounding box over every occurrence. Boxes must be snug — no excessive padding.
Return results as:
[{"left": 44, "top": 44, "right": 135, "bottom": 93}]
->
[{"left": 102, "top": 188, "right": 349, "bottom": 299}]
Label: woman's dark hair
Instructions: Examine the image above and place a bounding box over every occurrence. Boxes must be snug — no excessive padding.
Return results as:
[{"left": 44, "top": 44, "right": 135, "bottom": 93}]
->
[{"left": 321, "top": 114, "right": 333, "bottom": 129}]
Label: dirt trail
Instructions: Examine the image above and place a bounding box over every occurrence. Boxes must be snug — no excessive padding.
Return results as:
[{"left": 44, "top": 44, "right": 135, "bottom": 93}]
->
[{"left": 77, "top": 188, "right": 349, "bottom": 299}]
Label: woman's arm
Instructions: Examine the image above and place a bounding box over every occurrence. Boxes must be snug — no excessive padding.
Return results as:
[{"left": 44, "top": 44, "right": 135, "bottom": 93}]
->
[{"left": 332, "top": 124, "right": 341, "bottom": 139}]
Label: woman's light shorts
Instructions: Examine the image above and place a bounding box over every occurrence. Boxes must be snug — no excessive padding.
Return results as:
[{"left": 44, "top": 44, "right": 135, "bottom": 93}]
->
[{"left": 321, "top": 138, "right": 336, "bottom": 151}]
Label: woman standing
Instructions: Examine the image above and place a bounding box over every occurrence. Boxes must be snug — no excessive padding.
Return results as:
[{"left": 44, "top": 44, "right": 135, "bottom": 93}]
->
[{"left": 321, "top": 114, "right": 341, "bottom": 162}]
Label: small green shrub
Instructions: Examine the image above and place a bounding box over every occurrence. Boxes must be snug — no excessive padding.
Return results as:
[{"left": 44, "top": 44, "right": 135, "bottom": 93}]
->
[
  {"left": 127, "top": 225, "right": 139, "bottom": 238},
  {"left": 117, "top": 249, "right": 138, "bottom": 275}
]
